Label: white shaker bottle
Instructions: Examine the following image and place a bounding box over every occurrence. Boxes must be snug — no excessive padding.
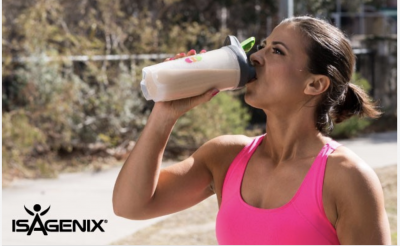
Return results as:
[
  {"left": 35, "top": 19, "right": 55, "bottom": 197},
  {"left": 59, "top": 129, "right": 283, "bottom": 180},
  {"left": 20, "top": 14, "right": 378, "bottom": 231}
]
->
[{"left": 140, "top": 36, "right": 256, "bottom": 102}]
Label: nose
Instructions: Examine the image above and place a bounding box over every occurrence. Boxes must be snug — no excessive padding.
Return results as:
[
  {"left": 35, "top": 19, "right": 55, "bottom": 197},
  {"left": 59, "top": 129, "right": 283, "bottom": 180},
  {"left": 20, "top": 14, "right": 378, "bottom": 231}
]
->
[{"left": 249, "top": 50, "right": 263, "bottom": 67}]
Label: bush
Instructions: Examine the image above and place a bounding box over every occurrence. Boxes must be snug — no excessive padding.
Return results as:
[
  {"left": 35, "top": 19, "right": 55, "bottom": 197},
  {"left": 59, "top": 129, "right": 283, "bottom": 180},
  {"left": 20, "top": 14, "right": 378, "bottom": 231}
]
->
[
  {"left": 330, "top": 117, "right": 372, "bottom": 139},
  {"left": 11, "top": 55, "right": 149, "bottom": 149},
  {"left": 2, "top": 110, "right": 56, "bottom": 179},
  {"left": 167, "top": 91, "right": 250, "bottom": 156},
  {"left": 2, "top": 0, "right": 256, "bottom": 180},
  {"left": 12, "top": 57, "right": 77, "bottom": 151}
]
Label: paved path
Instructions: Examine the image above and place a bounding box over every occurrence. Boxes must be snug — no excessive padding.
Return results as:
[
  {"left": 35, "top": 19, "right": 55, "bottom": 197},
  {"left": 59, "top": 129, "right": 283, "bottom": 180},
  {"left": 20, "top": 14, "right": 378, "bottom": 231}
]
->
[
  {"left": 2, "top": 166, "right": 172, "bottom": 245},
  {"left": 337, "top": 131, "right": 397, "bottom": 168},
  {"left": 2, "top": 131, "right": 397, "bottom": 245}
]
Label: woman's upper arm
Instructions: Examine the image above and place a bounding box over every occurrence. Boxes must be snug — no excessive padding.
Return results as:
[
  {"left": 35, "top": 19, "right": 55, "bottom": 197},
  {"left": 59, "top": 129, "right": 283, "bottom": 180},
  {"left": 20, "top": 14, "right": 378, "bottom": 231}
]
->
[
  {"left": 138, "top": 135, "right": 243, "bottom": 219},
  {"left": 333, "top": 152, "right": 391, "bottom": 244}
]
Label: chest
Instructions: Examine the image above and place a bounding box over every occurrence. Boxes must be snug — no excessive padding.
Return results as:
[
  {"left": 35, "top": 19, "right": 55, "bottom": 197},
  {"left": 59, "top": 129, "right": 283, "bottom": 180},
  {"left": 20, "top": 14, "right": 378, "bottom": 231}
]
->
[
  {"left": 238, "top": 152, "right": 337, "bottom": 227},
  {"left": 241, "top": 156, "right": 313, "bottom": 209},
  {"left": 215, "top": 151, "right": 340, "bottom": 245}
]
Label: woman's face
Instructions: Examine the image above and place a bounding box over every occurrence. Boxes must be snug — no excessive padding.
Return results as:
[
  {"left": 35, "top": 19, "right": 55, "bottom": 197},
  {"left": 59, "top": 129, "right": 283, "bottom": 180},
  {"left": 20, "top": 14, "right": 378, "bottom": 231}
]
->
[{"left": 245, "top": 23, "right": 313, "bottom": 113}]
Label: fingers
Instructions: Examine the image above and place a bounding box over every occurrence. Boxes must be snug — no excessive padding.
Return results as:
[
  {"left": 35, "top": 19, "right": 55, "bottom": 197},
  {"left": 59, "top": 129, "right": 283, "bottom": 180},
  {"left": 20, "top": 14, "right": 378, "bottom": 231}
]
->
[
  {"left": 164, "top": 53, "right": 183, "bottom": 62},
  {"left": 187, "top": 49, "right": 196, "bottom": 56},
  {"left": 190, "top": 88, "right": 220, "bottom": 108},
  {"left": 174, "top": 52, "right": 186, "bottom": 59},
  {"left": 165, "top": 53, "right": 184, "bottom": 61}
]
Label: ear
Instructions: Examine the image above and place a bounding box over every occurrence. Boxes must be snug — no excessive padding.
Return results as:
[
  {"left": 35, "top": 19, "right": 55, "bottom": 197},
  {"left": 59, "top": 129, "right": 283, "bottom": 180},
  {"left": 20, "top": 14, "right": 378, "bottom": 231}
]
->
[{"left": 304, "top": 75, "right": 330, "bottom": 96}]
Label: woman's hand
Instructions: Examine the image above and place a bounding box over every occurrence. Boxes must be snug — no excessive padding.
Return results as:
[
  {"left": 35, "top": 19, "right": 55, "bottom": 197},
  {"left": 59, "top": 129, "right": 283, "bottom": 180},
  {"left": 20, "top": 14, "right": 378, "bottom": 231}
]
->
[
  {"left": 154, "top": 49, "right": 219, "bottom": 121},
  {"left": 153, "top": 88, "right": 219, "bottom": 120}
]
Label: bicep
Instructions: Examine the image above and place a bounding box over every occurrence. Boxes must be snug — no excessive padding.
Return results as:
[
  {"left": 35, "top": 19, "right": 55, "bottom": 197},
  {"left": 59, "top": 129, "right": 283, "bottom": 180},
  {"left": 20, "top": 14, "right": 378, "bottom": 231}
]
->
[{"left": 335, "top": 163, "right": 391, "bottom": 244}]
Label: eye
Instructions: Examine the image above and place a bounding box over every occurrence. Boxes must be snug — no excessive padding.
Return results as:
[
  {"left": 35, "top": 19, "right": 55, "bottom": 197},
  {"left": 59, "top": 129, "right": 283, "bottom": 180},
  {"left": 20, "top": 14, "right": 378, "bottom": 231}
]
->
[
  {"left": 256, "top": 44, "right": 265, "bottom": 51},
  {"left": 272, "top": 47, "right": 284, "bottom": 55}
]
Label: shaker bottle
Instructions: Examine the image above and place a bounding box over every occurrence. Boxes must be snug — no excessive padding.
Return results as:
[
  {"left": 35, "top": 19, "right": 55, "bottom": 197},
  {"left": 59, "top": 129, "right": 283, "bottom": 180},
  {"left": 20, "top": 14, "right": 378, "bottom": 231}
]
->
[{"left": 140, "top": 36, "right": 256, "bottom": 102}]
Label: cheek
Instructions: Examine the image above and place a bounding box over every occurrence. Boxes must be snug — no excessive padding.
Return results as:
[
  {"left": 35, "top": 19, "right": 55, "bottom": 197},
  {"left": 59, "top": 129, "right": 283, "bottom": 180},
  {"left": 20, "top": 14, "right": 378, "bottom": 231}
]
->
[
  {"left": 267, "top": 62, "right": 306, "bottom": 92},
  {"left": 245, "top": 70, "right": 305, "bottom": 107},
  {"left": 268, "top": 64, "right": 295, "bottom": 82},
  {"left": 244, "top": 81, "right": 284, "bottom": 108}
]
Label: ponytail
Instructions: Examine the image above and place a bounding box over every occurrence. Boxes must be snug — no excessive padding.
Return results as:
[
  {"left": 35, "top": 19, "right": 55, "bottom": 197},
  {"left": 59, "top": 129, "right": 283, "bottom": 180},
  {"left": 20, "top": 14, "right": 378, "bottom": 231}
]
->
[
  {"left": 332, "top": 83, "right": 381, "bottom": 124},
  {"left": 315, "top": 83, "right": 381, "bottom": 135}
]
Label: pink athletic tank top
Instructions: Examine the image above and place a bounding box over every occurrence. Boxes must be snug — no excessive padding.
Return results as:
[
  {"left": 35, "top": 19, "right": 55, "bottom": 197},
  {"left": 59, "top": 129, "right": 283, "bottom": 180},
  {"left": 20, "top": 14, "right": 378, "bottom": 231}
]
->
[{"left": 216, "top": 135, "right": 341, "bottom": 245}]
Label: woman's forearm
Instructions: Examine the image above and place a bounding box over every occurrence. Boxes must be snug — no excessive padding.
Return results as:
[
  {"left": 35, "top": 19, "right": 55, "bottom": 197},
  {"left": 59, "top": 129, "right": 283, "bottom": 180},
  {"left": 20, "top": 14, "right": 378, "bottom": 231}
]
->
[{"left": 112, "top": 104, "right": 177, "bottom": 218}]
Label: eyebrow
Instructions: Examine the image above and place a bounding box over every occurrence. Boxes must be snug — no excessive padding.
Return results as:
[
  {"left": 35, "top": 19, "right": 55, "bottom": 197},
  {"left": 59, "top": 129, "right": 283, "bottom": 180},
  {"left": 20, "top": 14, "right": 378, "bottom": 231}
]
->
[
  {"left": 272, "top": 41, "right": 290, "bottom": 51},
  {"left": 261, "top": 39, "right": 290, "bottom": 51}
]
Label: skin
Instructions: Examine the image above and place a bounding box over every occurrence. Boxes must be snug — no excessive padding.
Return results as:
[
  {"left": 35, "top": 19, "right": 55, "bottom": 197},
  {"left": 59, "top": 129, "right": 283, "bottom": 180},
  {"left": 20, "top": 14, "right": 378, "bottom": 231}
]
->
[{"left": 113, "top": 23, "right": 391, "bottom": 244}]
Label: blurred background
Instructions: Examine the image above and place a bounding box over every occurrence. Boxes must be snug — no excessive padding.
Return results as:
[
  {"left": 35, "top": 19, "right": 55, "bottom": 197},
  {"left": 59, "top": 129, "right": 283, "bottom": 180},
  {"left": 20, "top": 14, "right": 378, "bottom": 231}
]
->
[
  {"left": 2, "top": 0, "right": 397, "bottom": 244},
  {"left": 2, "top": 0, "right": 397, "bottom": 181}
]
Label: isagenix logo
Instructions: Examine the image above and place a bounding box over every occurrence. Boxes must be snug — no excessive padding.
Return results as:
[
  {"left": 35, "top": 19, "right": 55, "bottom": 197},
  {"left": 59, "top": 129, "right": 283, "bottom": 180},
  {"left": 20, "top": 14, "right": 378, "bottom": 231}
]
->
[{"left": 12, "top": 204, "right": 107, "bottom": 235}]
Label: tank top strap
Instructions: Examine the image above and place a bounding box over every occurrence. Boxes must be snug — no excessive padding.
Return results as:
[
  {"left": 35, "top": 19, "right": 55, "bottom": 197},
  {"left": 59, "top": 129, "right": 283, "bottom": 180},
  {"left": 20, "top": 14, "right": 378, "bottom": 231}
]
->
[
  {"left": 315, "top": 140, "right": 341, "bottom": 212},
  {"left": 221, "top": 134, "right": 265, "bottom": 203},
  {"left": 293, "top": 140, "right": 342, "bottom": 234},
  {"left": 326, "top": 140, "right": 342, "bottom": 150}
]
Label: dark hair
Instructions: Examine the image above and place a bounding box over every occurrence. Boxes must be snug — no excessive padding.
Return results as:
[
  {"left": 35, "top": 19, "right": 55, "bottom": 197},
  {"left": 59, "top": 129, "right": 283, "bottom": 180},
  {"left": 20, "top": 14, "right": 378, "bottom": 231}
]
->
[{"left": 281, "top": 16, "right": 381, "bottom": 135}]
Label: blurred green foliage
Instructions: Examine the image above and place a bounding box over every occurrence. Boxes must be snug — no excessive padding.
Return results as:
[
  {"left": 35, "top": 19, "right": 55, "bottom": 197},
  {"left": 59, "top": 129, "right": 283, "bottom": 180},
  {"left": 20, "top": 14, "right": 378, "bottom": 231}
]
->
[
  {"left": 3, "top": 0, "right": 262, "bottom": 179},
  {"left": 2, "top": 0, "right": 386, "bottom": 180},
  {"left": 2, "top": 110, "right": 57, "bottom": 179},
  {"left": 170, "top": 91, "right": 250, "bottom": 155},
  {"left": 2, "top": 110, "right": 46, "bottom": 166}
]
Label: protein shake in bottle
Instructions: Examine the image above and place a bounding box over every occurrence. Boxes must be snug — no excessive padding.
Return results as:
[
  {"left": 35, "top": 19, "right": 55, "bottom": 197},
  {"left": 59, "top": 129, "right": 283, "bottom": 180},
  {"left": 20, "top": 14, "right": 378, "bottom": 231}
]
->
[{"left": 140, "top": 36, "right": 256, "bottom": 102}]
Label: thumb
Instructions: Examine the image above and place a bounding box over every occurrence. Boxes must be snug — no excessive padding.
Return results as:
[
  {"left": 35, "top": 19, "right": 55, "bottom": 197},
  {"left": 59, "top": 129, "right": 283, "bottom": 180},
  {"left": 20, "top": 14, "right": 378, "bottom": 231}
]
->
[{"left": 189, "top": 88, "right": 220, "bottom": 107}]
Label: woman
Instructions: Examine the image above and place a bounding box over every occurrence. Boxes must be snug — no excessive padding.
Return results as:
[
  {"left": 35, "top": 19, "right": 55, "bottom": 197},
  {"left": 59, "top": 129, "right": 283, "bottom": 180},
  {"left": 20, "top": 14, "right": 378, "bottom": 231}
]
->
[{"left": 113, "top": 16, "right": 391, "bottom": 244}]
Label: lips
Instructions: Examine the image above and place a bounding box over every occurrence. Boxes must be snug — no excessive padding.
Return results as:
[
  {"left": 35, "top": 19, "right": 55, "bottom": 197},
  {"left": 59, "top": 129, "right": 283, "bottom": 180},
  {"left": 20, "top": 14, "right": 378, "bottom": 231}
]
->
[{"left": 247, "top": 75, "right": 257, "bottom": 83}]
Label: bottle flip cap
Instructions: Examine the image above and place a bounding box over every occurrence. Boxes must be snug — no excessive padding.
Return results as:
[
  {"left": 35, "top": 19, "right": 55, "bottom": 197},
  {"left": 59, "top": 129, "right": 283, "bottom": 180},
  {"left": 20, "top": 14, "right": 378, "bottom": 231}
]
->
[
  {"left": 241, "top": 37, "right": 256, "bottom": 52},
  {"left": 224, "top": 36, "right": 256, "bottom": 87}
]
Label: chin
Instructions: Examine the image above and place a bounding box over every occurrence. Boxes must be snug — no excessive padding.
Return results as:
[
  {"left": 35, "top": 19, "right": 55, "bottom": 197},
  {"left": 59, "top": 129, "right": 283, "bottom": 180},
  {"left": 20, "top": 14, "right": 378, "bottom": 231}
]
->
[{"left": 244, "top": 92, "right": 261, "bottom": 109}]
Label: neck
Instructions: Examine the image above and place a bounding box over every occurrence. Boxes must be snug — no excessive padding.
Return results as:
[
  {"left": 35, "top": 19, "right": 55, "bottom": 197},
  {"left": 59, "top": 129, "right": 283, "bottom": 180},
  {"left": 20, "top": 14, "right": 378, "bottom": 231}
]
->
[{"left": 260, "top": 109, "right": 330, "bottom": 164}]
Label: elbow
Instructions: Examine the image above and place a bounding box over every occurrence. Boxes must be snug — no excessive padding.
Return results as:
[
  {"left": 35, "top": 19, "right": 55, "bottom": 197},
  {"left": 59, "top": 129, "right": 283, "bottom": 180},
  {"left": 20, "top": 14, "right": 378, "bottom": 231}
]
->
[
  {"left": 112, "top": 198, "right": 134, "bottom": 219},
  {"left": 112, "top": 198, "right": 123, "bottom": 217},
  {"left": 112, "top": 198, "right": 151, "bottom": 220},
  {"left": 112, "top": 202, "right": 128, "bottom": 219},
  {"left": 112, "top": 194, "right": 130, "bottom": 219},
  {"left": 112, "top": 189, "right": 134, "bottom": 219}
]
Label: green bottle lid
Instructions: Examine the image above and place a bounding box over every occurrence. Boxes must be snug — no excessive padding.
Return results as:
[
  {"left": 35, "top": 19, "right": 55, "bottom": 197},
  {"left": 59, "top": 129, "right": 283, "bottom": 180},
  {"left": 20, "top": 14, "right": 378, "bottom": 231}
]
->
[{"left": 240, "top": 37, "right": 256, "bottom": 52}]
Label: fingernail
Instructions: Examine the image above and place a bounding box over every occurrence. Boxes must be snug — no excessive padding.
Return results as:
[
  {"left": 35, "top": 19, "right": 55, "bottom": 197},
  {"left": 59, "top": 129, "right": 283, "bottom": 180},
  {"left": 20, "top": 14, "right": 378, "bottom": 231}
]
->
[
  {"left": 211, "top": 90, "right": 220, "bottom": 97},
  {"left": 170, "top": 57, "right": 175, "bottom": 60},
  {"left": 180, "top": 52, "right": 186, "bottom": 56},
  {"left": 200, "top": 49, "right": 206, "bottom": 53}
]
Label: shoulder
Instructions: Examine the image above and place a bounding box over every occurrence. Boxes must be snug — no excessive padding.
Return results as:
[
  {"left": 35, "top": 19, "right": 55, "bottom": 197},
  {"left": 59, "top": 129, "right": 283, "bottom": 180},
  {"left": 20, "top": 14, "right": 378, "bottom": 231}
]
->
[
  {"left": 327, "top": 145, "right": 381, "bottom": 187},
  {"left": 204, "top": 134, "right": 255, "bottom": 149},
  {"left": 325, "top": 145, "right": 384, "bottom": 210},
  {"left": 192, "top": 134, "right": 258, "bottom": 172},
  {"left": 325, "top": 145, "right": 391, "bottom": 244},
  {"left": 192, "top": 134, "right": 259, "bottom": 198},
  {"left": 195, "top": 134, "right": 256, "bottom": 160}
]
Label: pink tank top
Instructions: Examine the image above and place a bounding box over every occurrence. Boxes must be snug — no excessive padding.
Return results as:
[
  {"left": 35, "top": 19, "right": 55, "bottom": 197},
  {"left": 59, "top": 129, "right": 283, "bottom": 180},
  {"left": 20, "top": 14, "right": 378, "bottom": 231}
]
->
[{"left": 216, "top": 135, "right": 341, "bottom": 245}]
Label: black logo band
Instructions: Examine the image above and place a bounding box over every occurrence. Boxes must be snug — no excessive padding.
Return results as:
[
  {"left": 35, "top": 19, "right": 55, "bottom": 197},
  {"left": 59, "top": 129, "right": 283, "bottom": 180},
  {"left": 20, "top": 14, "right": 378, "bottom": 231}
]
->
[{"left": 12, "top": 204, "right": 107, "bottom": 235}]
